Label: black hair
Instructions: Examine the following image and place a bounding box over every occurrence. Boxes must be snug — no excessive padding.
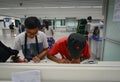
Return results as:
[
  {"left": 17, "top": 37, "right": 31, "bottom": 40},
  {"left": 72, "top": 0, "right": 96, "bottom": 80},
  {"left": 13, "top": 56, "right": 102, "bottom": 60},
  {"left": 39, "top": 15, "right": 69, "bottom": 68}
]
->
[
  {"left": 24, "top": 16, "right": 41, "bottom": 29},
  {"left": 87, "top": 16, "right": 92, "bottom": 21},
  {"left": 43, "top": 20, "right": 49, "bottom": 30}
]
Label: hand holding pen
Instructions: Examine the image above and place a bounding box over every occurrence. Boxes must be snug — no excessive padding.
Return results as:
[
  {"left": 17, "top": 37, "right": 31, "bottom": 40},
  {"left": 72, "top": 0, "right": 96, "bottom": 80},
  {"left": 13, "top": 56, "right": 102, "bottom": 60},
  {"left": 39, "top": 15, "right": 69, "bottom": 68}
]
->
[{"left": 59, "top": 55, "right": 70, "bottom": 64}]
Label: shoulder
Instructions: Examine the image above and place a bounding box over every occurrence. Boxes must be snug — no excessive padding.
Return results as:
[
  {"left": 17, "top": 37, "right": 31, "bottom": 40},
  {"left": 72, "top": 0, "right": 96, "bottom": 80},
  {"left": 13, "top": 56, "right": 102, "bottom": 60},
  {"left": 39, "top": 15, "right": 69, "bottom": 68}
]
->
[
  {"left": 15, "top": 32, "right": 25, "bottom": 40},
  {"left": 56, "top": 37, "right": 68, "bottom": 44},
  {"left": 38, "top": 31, "right": 46, "bottom": 35},
  {"left": 37, "top": 31, "right": 47, "bottom": 38}
]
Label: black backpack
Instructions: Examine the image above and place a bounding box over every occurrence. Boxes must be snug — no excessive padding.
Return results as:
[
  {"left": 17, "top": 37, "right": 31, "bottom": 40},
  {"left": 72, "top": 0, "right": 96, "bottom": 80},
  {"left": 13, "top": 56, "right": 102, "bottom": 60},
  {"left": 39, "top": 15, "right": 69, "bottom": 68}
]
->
[
  {"left": 0, "top": 41, "right": 19, "bottom": 62},
  {"left": 77, "top": 19, "right": 88, "bottom": 35},
  {"left": 9, "top": 24, "right": 14, "bottom": 29},
  {"left": 93, "top": 26, "right": 100, "bottom": 37}
]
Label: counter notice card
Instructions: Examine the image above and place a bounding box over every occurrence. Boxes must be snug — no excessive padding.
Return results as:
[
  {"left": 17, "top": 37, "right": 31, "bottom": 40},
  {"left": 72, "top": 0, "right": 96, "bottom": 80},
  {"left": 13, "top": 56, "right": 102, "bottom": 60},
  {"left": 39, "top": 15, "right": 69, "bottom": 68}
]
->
[{"left": 12, "top": 70, "right": 41, "bottom": 82}]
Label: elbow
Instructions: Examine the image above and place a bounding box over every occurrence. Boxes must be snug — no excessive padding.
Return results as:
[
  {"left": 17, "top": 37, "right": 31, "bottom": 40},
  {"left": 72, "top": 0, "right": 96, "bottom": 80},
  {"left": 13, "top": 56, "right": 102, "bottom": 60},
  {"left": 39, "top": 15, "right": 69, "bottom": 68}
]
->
[
  {"left": 47, "top": 50, "right": 50, "bottom": 58},
  {"left": 47, "top": 52, "right": 54, "bottom": 60}
]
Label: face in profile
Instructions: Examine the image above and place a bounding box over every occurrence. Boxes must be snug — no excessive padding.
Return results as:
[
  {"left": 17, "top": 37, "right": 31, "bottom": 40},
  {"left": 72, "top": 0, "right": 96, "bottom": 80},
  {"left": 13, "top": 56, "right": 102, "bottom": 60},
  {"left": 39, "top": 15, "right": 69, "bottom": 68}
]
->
[{"left": 25, "top": 27, "right": 38, "bottom": 38}]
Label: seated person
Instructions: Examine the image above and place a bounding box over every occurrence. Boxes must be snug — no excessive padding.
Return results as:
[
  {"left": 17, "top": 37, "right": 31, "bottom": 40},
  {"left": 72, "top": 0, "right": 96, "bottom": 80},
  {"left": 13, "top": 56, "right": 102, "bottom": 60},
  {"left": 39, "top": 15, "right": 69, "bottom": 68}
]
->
[
  {"left": 13, "top": 16, "right": 49, "bottom": 63},
  {"left": 47, "top": 33, "right": 90, "bottom": 64}
]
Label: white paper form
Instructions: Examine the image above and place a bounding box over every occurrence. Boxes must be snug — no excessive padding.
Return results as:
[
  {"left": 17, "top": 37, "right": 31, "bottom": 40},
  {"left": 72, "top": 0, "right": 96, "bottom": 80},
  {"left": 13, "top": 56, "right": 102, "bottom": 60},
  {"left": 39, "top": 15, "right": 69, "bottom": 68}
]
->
[
  {"left": 113, "top": 0, "right": 120, "bottom": 21},
  {"left": 12, "top": 70, "right": 41, "bottom": 82}
]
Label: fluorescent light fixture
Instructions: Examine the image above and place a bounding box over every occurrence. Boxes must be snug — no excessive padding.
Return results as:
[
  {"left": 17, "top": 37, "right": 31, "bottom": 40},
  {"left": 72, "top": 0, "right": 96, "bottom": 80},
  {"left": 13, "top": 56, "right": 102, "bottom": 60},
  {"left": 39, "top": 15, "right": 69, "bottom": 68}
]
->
[
  {"left": 76, "top": 6, "right": 102, "bottom": 8},
  {"left": 43, "top": 7, "right": 59, "bottom": 8},
  {"left": 60, "top": 6, "right": 76, "bottom": 8},
  {"left": 0, "top": 6, "right": 102, "bottom": 10},
  {"left": 92, "top": 6, "right": 102, "bottom": 8}
]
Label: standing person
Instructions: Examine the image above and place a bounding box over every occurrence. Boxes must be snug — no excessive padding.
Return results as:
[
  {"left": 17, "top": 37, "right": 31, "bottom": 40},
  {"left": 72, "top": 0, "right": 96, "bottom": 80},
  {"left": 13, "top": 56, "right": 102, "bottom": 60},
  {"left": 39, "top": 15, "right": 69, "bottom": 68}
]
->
[
  {"left": 13, "top": 16, "right": 49, "bottom": 63},
  {"left": 9, "top": 22, "right": 14, "bottom": 37},
  {"left": 18, "top": 22, "right": 25, "bottom": 33},
  {"left": 47, "top": 33, "right": 90, "bottom": 64},
  {"left": 85, "top": 16, "right": 93, "bottom": 37},
  {"left": 42, "top": 20, "right": 55, "bottom": 49},
  {"left": 85, "top": 16, "right": 93, "bottom": 47}
]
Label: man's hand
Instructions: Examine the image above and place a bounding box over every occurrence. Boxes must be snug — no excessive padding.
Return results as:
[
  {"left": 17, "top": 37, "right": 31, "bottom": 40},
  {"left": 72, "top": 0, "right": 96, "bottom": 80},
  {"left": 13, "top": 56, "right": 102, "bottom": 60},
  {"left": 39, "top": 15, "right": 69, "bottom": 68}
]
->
[
  {"left": 71, "top": 58, "right": 80, "bottom": 64},
  {"left": 32, "top": 56, "right": 40, "bottom": 63},
  {"left": 58, "top": 59, "right": 70, "bottom": 64}
]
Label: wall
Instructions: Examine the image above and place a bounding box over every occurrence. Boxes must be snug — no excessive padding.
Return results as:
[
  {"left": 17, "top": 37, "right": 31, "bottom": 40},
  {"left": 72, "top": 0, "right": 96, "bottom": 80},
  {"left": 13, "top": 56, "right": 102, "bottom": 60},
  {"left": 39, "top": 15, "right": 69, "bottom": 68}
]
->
[{"left": 103, "top": 0, "right": 120, "bottom": 61}]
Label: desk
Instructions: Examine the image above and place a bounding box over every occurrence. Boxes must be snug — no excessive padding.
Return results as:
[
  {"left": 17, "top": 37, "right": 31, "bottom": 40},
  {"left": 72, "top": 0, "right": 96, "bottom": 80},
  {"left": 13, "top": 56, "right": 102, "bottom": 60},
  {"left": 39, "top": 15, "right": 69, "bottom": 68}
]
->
[
  {"left": 1, "top": 53, "right": 120, "bottom": 82},
  {"left": 0, "top": 62, "right": 120, "bottom": 82},
  {"left": 6, "top": 57, "right": 57, "bottom": 64},
  {"left": 0, "top": 80, "right": 118, "bottom": 82},
  {"left": 0, "top": 80, "right": 113, "bottom": 82},
  {"left": 28, "top": 58, "right": 57, "bottom": 64}
]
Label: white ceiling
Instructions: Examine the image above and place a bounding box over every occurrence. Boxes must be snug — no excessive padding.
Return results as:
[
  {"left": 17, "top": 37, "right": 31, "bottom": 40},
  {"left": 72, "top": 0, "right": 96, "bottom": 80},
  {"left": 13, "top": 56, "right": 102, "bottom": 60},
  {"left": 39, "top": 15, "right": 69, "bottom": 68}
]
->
[{"left": 0, "top": 0, "right": 104, "bottom": 19}]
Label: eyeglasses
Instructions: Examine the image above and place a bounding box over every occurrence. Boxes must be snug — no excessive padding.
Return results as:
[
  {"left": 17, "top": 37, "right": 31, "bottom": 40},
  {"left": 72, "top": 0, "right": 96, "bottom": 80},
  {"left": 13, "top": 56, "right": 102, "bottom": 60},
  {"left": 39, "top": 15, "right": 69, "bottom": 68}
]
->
[
  {"left": 27, "top": 32, "right": 37, "bottom": 36},
  {"left": 25, "top": 28, "right": 39, "bottom": 38}
]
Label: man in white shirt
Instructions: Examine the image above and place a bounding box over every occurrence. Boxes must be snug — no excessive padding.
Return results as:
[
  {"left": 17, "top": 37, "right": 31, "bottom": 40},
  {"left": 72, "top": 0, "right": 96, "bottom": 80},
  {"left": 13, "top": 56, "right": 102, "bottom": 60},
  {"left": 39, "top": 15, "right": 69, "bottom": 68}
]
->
[{"left": 14, "top": 16, "right": 49, "bottom": 62}]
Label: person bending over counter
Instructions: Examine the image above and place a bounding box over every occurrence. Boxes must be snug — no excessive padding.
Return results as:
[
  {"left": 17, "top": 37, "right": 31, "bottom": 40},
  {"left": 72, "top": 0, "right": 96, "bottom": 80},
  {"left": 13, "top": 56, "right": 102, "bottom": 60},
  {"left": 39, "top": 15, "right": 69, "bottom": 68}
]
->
[
  {"left": 14, "top": 16, "right": 49, "bottom": 63},
  {"left": 47, "top": 33, "right": 90, "bottom": 64}
]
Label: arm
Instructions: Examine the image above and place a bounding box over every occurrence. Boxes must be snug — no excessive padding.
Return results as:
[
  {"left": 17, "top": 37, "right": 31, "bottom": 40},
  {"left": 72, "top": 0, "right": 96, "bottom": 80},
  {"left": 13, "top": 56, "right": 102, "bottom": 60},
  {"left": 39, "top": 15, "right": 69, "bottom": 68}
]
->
[
  {"left": 32, "top": 48, "right": 49, "bottom": 62},
  {"left": 47, "top": 53, "right": 70, "bottom": 63},
  {"left": 37, "top": 48, "right": 49, "bottom": 59},
  {"left": 32, "top": 33, "right": 49, "bottom": 62},
  {"left": 47, "top": 53, "right": 61, "bottom": 63},
  {"left": 47, "top": 42, "right": 60, "bottom": 63},
  {"left": 13, "top": 36, "right": 28, "bottom": 63},
  {"left": 47, "top": 42, "right": 70, "bottom": 63},
  {"left": 51, "top": 29, "right": 54, "bottom": 36}
]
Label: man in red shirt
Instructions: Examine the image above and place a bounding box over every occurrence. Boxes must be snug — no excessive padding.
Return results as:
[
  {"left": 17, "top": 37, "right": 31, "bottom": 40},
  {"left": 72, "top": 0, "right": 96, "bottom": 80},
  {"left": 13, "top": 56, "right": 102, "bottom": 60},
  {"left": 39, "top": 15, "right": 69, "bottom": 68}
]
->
[{"left": 47, "top": 33, "right": 90, "bottom": 64}]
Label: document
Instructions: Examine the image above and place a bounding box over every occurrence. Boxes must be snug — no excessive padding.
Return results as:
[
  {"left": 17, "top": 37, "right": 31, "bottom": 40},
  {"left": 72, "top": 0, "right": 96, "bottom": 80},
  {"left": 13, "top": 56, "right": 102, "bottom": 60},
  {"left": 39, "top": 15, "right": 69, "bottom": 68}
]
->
[
  {"left": 12, "top": 70, "right": 41, "bottom": 82},
  {"left": 113, "top": 0, "right": 120, "bottom": 21}
]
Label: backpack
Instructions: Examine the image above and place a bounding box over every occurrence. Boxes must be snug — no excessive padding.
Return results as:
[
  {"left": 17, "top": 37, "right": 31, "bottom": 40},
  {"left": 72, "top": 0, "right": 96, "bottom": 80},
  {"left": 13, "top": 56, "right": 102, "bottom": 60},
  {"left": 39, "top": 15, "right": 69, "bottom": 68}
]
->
[
  {"left": 77, "top": 19, "right": 87, "bottom": 35},
  {"left": 9, "top": 24, "right": 14, "bottom": 29},
  {"left": 0, "top": 41, "right": 19, "bottom": 62},
  {"left": 93, "top": 26, "right": 100, "bottom": 37}
]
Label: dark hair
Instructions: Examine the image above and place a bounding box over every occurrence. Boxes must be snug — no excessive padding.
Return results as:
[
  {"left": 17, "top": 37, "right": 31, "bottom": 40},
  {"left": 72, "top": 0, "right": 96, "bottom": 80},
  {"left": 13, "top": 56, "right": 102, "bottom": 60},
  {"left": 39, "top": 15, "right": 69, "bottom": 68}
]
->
[
  {"left": 24, "top": 16, "right": 41, "bottom": 29},
  {"left": 93, "top": 26, "right": 100, "bottom": 36},
  {"left": 43, "top": 20, "right": 49, "bottom": 30},
  {"left": 87, "top": 16, "right": 92, "bottom": 21}
]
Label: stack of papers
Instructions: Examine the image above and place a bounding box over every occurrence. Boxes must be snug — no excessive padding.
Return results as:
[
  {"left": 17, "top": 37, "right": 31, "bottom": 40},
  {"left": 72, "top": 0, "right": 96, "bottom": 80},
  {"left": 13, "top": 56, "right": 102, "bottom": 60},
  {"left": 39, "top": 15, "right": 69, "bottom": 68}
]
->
[{"left": 12, "top": 70, "right": 41, "bottom": 82}]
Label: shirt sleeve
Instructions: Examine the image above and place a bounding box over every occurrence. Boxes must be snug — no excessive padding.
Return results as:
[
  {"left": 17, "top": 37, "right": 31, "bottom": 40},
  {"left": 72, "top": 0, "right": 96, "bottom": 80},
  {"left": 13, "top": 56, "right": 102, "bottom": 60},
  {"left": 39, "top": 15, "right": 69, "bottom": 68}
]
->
[
  {"left": 42, "top": 33, "right": 49, "bottom": 48},
  {"left": 49, "top": 42, "right": 59, "bottom": 56},
  {"left": 82, "top": 41, "right": 91, "bottom": 58},
  {"left": 13, "top": 36, "right": 22, "bottom": 50}
]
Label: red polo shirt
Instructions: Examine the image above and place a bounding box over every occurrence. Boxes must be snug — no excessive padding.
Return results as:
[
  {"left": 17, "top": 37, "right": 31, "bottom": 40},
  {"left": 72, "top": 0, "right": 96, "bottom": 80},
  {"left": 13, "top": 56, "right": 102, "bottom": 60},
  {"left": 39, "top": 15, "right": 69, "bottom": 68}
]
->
[{"left": 49, "top": 37, "right": 90, "bottom": 61}]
